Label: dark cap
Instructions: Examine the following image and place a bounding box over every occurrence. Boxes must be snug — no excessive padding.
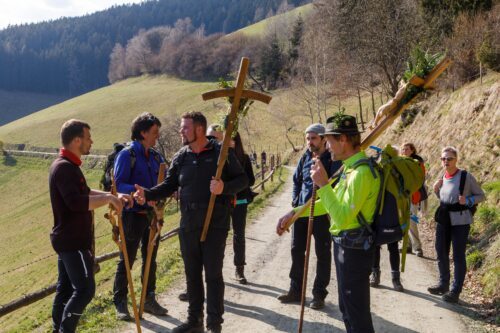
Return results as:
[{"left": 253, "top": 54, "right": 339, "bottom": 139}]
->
[{"left": 322, "top": 113, "right": 361, "bottom": 136}]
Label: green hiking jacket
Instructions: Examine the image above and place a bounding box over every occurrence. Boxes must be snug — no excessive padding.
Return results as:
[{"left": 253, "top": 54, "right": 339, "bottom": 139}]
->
[{"left": 294, "top": 151, "right": 380, "bottom": 236}]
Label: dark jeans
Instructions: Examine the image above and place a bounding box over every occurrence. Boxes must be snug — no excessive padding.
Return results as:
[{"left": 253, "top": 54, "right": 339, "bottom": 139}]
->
[
  {"left": 334, "top": 241, "right": 375, "bottom": 333},
  {"left": 113, "top": 211, "right": 159, "bottom": 303},
  {"left": 231, "top": 204, "right": 248, "bottom": 267},
  {"left": 52, "top": 250, "right": 95, "bottom": 333},
  {"left": 435, "top": 222, "right": 470, "bottom": 294},
  {"left": 290, "top": 215, "right": 332, "bottom": 299},
  {"left": 372, "top": 241, "right": 400, "bottom": 272},
  {"left": 179, "top": 227, "right": 228, "bottom": 327}
]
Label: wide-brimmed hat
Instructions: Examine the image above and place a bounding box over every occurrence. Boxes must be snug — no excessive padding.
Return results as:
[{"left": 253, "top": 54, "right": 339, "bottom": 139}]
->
[{"left": 322, "top": 113, "right": 362, "bottom": 136}]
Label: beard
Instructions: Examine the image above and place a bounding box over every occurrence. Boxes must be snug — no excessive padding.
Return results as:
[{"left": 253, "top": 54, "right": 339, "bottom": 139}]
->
[{"left": 182, "top": 131, "right": 197, "bottom": 145}]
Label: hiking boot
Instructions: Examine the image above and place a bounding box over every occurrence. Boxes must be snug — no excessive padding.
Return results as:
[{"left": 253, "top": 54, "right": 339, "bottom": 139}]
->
[
  {"left": 309, "top": 297, "right": 325, "bottom": 310},
  {"left": 172, "top": 321, "right": 204, "bottom": 333},
  {"left": 442, "top": 291, "right": 460, "bottom": 303},
  {"left": 207, "top": 324, "right": 222, "bottom": 333},
  {"left": 370, "top": 270, "right": 380, "bottom": 287},
  {"left": 178, "top": 290, "right": 188, "bottom": 302},
  {"left": 391, "top": 272, "right": 404, "bottom": 292},
  {"left": 144, "top": 295, "right": 168, "bottom": 316},
  {"left": 428, "top": 284, "right": 449, "bottom": 295},
  {"left": 416, "top": 249, "right": 424, "bottom": 257},
  {"left": 277, "top": 290, "right": 301, "bottom": 303},
  {"left": 115, "top": 300, "right": 131, "bottom": 321},
  {"left": 235, "top": 265, "right": 247, "bottom": 285}
]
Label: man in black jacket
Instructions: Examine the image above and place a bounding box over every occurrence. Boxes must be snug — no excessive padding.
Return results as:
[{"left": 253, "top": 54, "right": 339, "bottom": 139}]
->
[
  {"left": 49, "top": 119, "right": 130, "bottom": 333},
  {"left": 134, "top": 111, "right": 248, "bottom": 333}
]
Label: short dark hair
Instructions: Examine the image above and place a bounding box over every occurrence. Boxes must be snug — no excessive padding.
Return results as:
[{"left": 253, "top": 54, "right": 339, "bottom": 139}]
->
[
  {"left": 332, "top": 133, "right": 361, "bottom": 148},
  {"left": 402, "top": 142, "right": 416, "bottom": 154},
  {"left": 182, "top": 111, "right": 207, "bottom": 132},
  {"left": 131, "top": 112, "right": 162, "bottom": 141},
  {"left": 60, "top": 119, "right": 90, "bottom": 146}
]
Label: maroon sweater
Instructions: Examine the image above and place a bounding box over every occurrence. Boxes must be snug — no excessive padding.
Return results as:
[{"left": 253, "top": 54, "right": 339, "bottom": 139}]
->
[{"left": 49, "top": 153, "right": 91, "bottom": 253}]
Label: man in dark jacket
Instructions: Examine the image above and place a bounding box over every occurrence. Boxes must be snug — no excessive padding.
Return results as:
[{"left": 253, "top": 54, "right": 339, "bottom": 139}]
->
[
  {"left": 49, "top": 119, "right": 130, "bottom": 333},
  {"left": 277, "top": 123, "right": 341, "bottom": 309},
  {"left": 134, "top": 111, "right": 248, "bottom": 333},
  {"left": 112, "top": 112, "right": 168, "bottom": 320}
]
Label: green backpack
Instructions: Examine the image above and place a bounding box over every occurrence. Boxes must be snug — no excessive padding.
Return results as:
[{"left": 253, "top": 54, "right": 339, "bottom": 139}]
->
[{"left": 355, "top": 145, "right": 425, "bottom": 245}]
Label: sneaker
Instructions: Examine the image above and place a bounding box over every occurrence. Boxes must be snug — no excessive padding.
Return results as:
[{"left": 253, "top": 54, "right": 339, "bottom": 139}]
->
[
  {"left": 277, "top": 290, "right": 301, "bottom": 303},
  {"left": 416, "top": 249, "right": 424, "bottom": 257},
  {"left": 427, "top": 284, "right": 449, "bottom": 295},
  {"left": 309, "top": 297, "right": 325, "bottom": 310},
  {"left": 144, "top": 296, "right": 168, "bottom": 316},
  {"left": 207, "top": 324, "right": 222, "bottom": 333},
  {"left": 178, "top": 290, "right": 188, "bottom": 302},
  {"left": 392, "top": 278, "right": 404, "bottom": 292},
  {"left": 172, "top": 321, "right": 204, "bottom": 333},
  {"left": 370, "top": 270, "right": 380, "bottom": 287},
  {"left": 235, "top": 266, "right": 247, "bottom": 285},
  {"left": 115, "top": 300, "right": 131, "bottom": 321},
  {"left": 442, "top": 291, "right": 460, "bottom": 303}
]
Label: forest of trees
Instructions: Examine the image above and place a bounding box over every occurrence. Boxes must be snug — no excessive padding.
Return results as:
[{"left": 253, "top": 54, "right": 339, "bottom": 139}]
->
[{"left": 0, "top": 0, "right": 309, "bottom": 95}]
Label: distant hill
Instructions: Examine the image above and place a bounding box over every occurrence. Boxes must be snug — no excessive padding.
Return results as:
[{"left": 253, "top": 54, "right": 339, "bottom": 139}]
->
[{"left": 0, "top": 0, "right": 309, "bottom": 96}]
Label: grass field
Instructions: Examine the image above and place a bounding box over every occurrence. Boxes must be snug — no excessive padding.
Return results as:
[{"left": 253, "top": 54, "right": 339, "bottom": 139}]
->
[{"left": 0, "top": 153, "right": 291, "bottom": 332}]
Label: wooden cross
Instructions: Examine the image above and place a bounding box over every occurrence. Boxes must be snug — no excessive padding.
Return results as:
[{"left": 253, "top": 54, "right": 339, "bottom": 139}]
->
[{"left": 200, "top": 57, "right": 272, "bottom": 242}]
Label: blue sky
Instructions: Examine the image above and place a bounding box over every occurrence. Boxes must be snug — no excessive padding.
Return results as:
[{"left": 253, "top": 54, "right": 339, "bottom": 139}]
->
[{"left": 0, "top": 0, "right": 146, "bottom": 29}]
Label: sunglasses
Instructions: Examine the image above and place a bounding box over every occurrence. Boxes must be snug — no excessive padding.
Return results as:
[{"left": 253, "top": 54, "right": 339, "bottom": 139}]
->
[{"left": 440, "top": 157, "right": 456, "bottom": 162}]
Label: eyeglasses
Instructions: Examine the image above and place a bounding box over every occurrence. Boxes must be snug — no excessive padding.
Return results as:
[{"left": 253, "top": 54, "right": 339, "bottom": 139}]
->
[{"left": 440, "top": 157, "right": 456, "bottom": 162}]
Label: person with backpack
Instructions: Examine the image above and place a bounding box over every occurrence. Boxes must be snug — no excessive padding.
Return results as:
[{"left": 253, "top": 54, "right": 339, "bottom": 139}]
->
[
  {"left": 50, "top": 119, "right": 131, "bottom": 333},
  {"left": 133, "top": 111, "right": 248, "bottom": 333},
  {"left": 112, "top": 113, "right": 168, "bottom": 320},
  {"left": 429, "top": 146, "right": 485, "bottom": 303},
  {"left": 278, "top": 113, "right": 380, "bottom": 333},
  {"left": 277, "top": 123, "right": 341, "bottom": 310},
  {"left": 401, "top": 142, "right": 427, "bottom": 257}
]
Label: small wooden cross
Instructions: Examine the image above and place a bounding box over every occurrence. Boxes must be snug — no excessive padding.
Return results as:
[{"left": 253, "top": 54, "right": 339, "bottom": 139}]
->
[{"left": 200, "top": 57, "right": 272, "bottom": 242}]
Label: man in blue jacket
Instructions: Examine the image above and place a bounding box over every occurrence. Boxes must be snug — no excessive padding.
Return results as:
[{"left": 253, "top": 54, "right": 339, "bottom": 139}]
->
[
  {"left": 112, "top": 112, "right": 168, "bottom": 320},
  {"left": 277, "top": 123, "right": 341, "bottom": 309}
]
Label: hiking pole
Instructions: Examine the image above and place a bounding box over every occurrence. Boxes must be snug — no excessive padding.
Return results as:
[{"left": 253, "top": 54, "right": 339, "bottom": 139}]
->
[
  {"left": 106, "top": 173, "right": 142, "bottom": 333},
  {"left": 400, "top": 229, "right": 409, "bottom": 272},
  {"left": 298, "top": 185, "right": 317, "bottom": 333},
  {"left": 139, "top": 163, "right": 166, "bottom": 317}
]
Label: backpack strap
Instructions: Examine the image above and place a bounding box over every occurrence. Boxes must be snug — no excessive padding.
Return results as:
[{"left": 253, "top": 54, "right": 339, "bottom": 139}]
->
[
  {"left": 125, "top": 145, "right": 136, "bottom": 170},
  {"left": 459, "top": 169, "right": 467, "bottom": 196}
]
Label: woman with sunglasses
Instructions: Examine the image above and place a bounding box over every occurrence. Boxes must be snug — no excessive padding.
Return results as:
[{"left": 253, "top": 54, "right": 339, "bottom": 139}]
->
[{"left": 428, "top": 146, "right": 485, "bottom": 303}]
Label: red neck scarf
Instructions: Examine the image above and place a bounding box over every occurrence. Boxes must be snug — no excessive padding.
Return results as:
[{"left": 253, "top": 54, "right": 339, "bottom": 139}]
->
[
  {"left": 59, "top": 148, "right": 82, "bottom": 166},
  {"left": 444, "top": 168, "right": 459, "bottom": 179}
]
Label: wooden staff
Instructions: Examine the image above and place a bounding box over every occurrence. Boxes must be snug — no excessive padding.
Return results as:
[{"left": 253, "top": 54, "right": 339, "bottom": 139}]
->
[
  {"left": 298, "top": 186, "right": 317, "bottom": 333},
  {"left": 139, "top": 163, "right": 167, "bottom": 317},
  {"left": 106, "top": 174, "right": 142, "bottom": 333}
]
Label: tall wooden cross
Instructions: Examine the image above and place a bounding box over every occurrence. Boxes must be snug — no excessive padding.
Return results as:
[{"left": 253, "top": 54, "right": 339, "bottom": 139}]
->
[{"left": 200, "top": 57, "right": 272, "bottom": 242}]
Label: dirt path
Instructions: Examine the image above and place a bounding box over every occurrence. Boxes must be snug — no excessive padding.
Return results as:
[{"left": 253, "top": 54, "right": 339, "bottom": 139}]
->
[{"left": 123, "top": 168, "right": 469, "bottom": 332}]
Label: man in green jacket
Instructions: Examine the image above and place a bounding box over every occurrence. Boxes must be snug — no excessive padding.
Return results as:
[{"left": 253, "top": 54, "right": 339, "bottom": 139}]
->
[{"left": 278, "top": 113, "right": 379, "bottom": 333}]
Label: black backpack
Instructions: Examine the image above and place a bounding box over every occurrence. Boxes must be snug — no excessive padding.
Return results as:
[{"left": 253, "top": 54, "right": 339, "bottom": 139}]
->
[
  {"left": 99, "top": 143, "right": 136, "bottom": 191},
  {"left": 459, "top": 170, "right": 477, "bottom": 216}
]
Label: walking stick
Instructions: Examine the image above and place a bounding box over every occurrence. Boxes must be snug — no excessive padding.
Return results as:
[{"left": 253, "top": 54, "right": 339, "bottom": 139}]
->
[
  {"left": 139, "top": 163, "right": 167, "bottom": 317},
  {"left": 298, "top": 186, "right": 317, "bottom": 333},
  {"left": 106, "top": 174, "right": 142, "bottom": 333},
  {"left": 400, "top": 229, "right": 409, "bottom": 272}
]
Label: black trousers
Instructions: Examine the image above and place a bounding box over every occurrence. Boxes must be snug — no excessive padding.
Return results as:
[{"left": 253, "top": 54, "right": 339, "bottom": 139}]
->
[
  {"left": 113, "top": 211, "right": 159, "bottom": 303},
  {"left": 290, "top": 215, "right": 332, "bottom": 299},
  {"left": 179, "top": 227, "right": 228, "bottom": 327},
  {"left": 52, "top": 250, "right": 95, "bottom": 333},
  {"left": 334, "top": 241, "right": 375, "bottom": 333},
  {"left": 372, "top": 241, "right": 400, "bottom": 272},
  {"left": 435, "top": 222, "right": 470, "bottom": 294},
  {"left": 231, "top": 204, "right": 248, "bottom": 267}
]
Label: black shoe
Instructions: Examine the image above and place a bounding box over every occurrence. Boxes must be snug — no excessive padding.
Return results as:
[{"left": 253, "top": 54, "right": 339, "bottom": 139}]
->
[
  {"left": 416, "top": 249, "right": 423, "bottom": 257},
  {"left": 172, "top": 321, "right": 204, "bottom": 333},
  {"left": 428, "top": 284, "right": 449, "bottom": 295},
  {"left": 277, "top": 290, "right": 301, "bottom": 303},
  {"left": 392, "top": 278, "right": 404, "bottom": 292},
  {"left": 370, "top": 270, "right": 380, "bottom": 287},
  {"left": 235, "top": 265, "right": 247, "bottom": 285},
  {"left": 115, "top": 300, "right": 131, "bottom": 321},
  {"left": 309, "top": 297, "right": 325, "bottom": 310},
  {"left": 144, "top": 296, "right": 168, "bottom": 316},
  {"left": 207, "top": 324, "right": 222, "bottom": 333},
  {"left": 442, "top": 291, "right": 460, "bottom": 303},
  {"left": 178, "top": 290, "right": 188, "bottom": 302}
]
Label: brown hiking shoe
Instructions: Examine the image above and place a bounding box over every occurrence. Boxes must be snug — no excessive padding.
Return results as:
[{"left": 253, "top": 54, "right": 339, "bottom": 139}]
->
[{"left": 277, "top": 290, "right": 301, "bottom": 303}]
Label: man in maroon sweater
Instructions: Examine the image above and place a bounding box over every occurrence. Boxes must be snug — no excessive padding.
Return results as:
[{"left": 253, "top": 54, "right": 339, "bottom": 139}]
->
[{"left": 49, "top": 119, "right": 131, "bottom": 333}]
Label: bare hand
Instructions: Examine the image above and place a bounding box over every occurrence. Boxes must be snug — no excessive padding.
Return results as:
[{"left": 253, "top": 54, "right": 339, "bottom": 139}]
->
[
  {"left": 210, "top": 177, "right": 224, "bottom": 195},
  {"left": 108, "top": 195, "right": 124, "bottom": 214},
  {"left": 118, "top": 193, "right": 133, "bottom": 209},
  {"left": 459, "top": 195, "right": 466, "bottom": 205},
  {"left": 133, "top": 184, "right": 146, "bottom": 205},
  {"left": 433, "top": 179, "right": 443, "bottom": 193},
  {"left": 276, "top": 210, "right": 295, "bottom": 236},
  {"left": 310, "top": 159, "right": 329, "bottom": 187}
]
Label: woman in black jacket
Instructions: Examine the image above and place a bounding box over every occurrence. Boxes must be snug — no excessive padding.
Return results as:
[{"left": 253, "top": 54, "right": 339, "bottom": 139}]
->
[{"left": 231, "top": 132, "right": 256, "bottom": 284}]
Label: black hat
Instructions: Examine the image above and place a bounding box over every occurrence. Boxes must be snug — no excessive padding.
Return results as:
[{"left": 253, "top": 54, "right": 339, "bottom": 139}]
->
[{"left": 322, "top": 113, "right": 362, "bottom": 136}]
